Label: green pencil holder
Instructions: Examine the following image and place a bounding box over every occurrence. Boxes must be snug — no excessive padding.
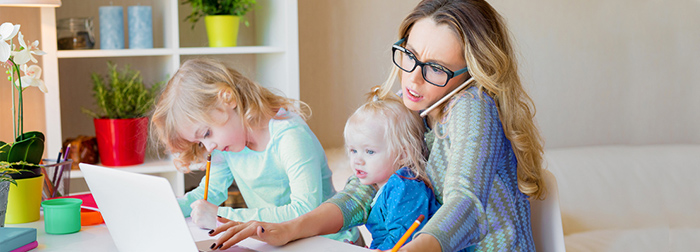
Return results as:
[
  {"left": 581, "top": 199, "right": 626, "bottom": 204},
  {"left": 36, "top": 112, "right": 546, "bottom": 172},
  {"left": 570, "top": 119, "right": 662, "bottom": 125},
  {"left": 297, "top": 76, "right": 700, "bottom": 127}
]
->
[{"left": 41, "top": 198, "right": 82, "bottom": 234}]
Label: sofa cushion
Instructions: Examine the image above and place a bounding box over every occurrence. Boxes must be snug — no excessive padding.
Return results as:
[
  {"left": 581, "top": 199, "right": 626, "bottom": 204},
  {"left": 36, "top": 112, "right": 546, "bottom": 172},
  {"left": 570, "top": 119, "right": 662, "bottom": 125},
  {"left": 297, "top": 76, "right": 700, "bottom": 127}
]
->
[
  {"left": 544, "top": 145, "right": 700, "bottom": 235},
  {"left": 564, "top": 227, "right": 700, "bottom": 252}
]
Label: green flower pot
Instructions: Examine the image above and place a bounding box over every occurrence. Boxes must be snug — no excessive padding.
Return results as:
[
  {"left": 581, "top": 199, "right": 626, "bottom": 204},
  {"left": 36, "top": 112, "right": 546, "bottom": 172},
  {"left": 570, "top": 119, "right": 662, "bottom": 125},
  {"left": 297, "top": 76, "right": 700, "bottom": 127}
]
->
[{"left": 204, "top": 15, "right": 240, "bottom": 47}]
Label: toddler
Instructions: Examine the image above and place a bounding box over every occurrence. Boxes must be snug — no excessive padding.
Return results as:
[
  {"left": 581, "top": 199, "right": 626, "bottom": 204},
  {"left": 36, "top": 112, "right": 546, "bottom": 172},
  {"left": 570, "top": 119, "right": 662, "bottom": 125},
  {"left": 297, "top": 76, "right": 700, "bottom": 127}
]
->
[{"left": 343, "top": 87, "right": 441, "bottom": 250}]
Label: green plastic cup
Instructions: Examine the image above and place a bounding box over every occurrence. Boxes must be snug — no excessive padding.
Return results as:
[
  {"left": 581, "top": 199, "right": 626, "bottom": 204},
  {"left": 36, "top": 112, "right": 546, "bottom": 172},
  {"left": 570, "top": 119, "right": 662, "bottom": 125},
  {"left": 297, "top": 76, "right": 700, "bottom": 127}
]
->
[{"left": 41, "top": 198, "right": 82, "bottom": 234}]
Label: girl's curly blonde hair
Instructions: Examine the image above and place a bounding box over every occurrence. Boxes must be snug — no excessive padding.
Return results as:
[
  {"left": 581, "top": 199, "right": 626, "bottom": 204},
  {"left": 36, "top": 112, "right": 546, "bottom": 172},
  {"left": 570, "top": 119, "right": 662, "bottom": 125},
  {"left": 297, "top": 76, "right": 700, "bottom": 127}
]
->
[{"left": 150, "top": 59, "right": 309, "bottom": 172}]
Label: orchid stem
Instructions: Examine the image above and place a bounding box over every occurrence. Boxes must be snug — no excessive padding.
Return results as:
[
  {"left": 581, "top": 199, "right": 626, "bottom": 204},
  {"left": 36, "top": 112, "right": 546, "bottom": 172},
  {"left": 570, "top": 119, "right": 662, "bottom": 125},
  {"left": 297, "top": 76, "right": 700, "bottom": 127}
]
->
[
  {"left": 18, "top": 65, "right": 23, "bottom": 140},
  {"left": 10, "top": 60, "right": 24, "bottom": 140},
  {"left": 12, "top": 62, "right": 24, "bottom": 139},
  {"left": 10, "top": 61, "right": 18, "bottom": 140}
]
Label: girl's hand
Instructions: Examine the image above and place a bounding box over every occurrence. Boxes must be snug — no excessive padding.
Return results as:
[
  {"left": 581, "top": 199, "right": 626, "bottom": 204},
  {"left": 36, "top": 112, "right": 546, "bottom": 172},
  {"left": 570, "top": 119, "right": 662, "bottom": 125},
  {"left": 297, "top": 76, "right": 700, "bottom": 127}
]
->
[
  {"left": 208, "top": 218, "right": 294, "bottom": 250},
  {"left": 190, "top": 199, "right": 218, "bottom": 229}
]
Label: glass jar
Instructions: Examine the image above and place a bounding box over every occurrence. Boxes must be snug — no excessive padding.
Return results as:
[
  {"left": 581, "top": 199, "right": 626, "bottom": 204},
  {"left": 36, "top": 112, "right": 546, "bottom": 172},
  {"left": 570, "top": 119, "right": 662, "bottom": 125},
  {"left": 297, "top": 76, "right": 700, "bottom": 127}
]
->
[{"left": 57, "top": 17, "right": 95, "bottom": 50}]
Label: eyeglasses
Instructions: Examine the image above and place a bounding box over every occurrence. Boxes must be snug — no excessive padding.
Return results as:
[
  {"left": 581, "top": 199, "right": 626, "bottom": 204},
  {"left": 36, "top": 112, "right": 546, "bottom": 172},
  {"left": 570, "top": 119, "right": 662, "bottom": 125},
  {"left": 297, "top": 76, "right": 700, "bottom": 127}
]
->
[{"left": 392, "top": 38, "right": 469, "bottom": 87}]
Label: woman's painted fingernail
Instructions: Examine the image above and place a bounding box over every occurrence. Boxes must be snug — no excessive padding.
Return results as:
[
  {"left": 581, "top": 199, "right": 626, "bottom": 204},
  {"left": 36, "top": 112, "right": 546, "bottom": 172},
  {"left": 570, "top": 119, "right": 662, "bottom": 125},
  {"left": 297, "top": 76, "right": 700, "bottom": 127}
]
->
[
  {"left": 217, "top": 215, "right": 223, "bottom": 218},
  {"left": 210, "top": 243, "right": 216, "bottom": 249},
  {"left": 216, "top": 244, "right": 223, "bottom": 249},
  {"left": 208, "top": 229, "right": 215, "bottom": 235},
  {"left": 261, "top": 226, "right": 265, "bottom": 233}
]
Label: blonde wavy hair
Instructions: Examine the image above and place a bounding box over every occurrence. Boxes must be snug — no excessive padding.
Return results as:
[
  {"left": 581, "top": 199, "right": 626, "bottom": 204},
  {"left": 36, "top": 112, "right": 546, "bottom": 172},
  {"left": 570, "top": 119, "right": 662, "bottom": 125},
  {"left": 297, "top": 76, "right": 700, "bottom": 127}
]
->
[
  {"left": 344, "top": 87, "right": 430, "bottom": 189},
  {"left": 380, "top": 0, "right": 546, "bottom": 199},
  {"left": 150, "top": 59, "right": 310, "bottom": 172}
]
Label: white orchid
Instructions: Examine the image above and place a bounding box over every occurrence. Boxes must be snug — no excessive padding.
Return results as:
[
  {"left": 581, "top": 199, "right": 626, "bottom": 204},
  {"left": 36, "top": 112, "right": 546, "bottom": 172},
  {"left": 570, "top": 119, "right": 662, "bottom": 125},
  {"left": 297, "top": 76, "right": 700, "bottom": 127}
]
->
[
  {"left": 12, "top": 32, "right": 46, "bottom": 65},
  {"left": 15, "top": 64, "right": 47, "bottom": 93},
  {"left": 1, "top": 22, "right": 48, "bottom": 143},
  {"left": 0, "top": 22, "right": 20, "bottom": 62}
]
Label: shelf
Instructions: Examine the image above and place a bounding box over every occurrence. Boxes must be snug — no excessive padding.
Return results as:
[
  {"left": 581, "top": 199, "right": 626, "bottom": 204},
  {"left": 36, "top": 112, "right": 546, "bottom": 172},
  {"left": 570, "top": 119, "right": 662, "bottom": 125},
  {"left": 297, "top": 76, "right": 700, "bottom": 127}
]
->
[
  {"left": 57, "top": 46, "right": 285, "bottom": 58},
  {"left": 178, "top": 46, "right": 285, "bottom": 55},
  {"left": 57, "top": 48, "right": 176, "bottom": 58},
  {"left": 70, "top": 159, "right": 177, "bottom": 179},
  {"left": 40, "top": 0, "right": 299, "bottom": 197}
]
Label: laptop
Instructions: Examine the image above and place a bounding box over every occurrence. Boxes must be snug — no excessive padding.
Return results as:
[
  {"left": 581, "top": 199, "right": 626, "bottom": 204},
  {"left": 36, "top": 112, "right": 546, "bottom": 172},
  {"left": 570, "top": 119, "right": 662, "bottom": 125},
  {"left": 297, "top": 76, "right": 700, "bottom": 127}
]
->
[{"left": 80, "top": 163, "right": 255, "bottom": 252}]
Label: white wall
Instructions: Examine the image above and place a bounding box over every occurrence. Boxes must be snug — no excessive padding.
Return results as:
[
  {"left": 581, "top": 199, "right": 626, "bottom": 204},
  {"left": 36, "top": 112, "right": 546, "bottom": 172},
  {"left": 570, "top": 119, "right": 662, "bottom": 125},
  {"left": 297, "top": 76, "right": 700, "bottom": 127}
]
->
[
  {"left": 491, "top": 0, "right": 700, "bottom": 148},
  {"left": 298, "top": 0, "right": 420, "bottom": 149},
  {"left": 299, "top": 0, "right": 700, "bottom": 149}
]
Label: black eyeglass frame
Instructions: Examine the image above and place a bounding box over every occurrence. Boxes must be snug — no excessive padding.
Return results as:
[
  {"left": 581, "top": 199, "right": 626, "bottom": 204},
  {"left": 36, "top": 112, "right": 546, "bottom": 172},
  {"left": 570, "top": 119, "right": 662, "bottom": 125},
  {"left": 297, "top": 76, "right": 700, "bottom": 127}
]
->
[{"left": 392, "top": 38, "right": 469, "bottom": 87}]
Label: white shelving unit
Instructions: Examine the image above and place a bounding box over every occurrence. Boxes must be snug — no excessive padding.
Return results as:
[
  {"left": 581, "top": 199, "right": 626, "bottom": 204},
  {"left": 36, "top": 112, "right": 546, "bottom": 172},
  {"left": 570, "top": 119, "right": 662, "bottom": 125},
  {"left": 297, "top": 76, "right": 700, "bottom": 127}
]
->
[{"left": 38, "top": 0, "right": 299, "bottom": 196}]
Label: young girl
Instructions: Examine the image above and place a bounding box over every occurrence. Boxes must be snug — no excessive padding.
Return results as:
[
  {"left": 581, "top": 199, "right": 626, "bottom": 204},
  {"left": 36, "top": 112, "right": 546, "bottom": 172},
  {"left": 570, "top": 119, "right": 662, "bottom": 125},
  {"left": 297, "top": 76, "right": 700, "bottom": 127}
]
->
[
  {"left": 343, "top": 88, "right": 440, "bottom": 250},
  {"left": 150, "top": 59, "right": 357, "bottom": 243}
]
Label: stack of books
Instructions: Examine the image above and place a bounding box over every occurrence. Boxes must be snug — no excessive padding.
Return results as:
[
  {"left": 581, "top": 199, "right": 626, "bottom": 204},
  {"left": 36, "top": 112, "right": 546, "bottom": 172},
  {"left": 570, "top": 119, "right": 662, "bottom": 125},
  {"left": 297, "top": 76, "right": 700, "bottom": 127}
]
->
[{"left": 0, "top": 227, "right": 37, "bottom": 252}]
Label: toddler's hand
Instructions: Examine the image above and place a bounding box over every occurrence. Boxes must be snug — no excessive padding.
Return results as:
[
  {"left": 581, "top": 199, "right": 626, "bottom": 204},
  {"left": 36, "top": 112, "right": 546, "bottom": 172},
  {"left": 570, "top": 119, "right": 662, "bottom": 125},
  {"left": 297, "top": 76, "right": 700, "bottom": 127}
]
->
[{"left": 190, "top": 199, "right": 217, "bottom": 229}]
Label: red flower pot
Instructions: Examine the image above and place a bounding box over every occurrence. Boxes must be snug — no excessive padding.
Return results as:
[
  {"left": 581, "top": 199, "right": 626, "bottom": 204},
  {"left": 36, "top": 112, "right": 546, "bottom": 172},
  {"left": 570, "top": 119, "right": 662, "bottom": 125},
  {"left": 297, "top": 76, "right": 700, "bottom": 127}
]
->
[{"left": 93, "top": 117, "right": 149, "bottom": 166}]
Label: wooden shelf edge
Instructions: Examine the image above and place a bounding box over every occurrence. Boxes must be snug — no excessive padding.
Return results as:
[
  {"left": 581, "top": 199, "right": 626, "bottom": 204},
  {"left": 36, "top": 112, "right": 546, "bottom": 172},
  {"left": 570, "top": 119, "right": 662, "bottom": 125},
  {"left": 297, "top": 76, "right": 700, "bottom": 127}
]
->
[
  {"left": 178, "top": 46, "right": 284, "bottom": 55},
  {"left": 57, "top": 46, "right": 285, "bottom": 58},
  {"left": 57, "top": 48, "right": 176, "bottom": 58},
  {"left": 70, "top": 159, "right": 177, "bottom": 178}
]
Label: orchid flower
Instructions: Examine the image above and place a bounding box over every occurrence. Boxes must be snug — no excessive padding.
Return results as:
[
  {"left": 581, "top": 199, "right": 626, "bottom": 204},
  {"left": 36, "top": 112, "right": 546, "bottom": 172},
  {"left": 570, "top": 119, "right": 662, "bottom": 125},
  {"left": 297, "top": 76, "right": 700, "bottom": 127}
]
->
[
  {"left": 0, "top": 22, "right": 20, "bottom": 62},
  {"left": 12, "top": 32, "right": 46, "bottom": 65},
  {"left": 2, "top": 22, "right": 47, "bottom": 160},
  {"left": 15, "top": 64, "right": 47, "bottom": 93}
]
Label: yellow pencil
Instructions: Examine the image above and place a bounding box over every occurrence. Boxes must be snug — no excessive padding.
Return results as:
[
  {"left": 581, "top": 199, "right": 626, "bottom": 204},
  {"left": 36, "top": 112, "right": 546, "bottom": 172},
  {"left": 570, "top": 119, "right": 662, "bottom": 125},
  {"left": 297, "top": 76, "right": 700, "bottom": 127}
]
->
[
  {"left": 390, "top": 214, "right": 425, "bottom": 252},
  {"left": 203, "top": 154, "right": 212, "bottom": 201}
]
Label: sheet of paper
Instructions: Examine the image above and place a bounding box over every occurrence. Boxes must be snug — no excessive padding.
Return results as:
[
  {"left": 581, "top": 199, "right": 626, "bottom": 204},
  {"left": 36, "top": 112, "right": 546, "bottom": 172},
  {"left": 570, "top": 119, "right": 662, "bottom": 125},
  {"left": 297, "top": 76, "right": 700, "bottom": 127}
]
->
[
  {"left": 187, "top": 218, "right": 370, "bottom": 252},
  {"left": 195, "top": 239, "right": 259, "bottom": 252},
  {"left": 188, "top": 219, "right": 262, "bottom": 251}
]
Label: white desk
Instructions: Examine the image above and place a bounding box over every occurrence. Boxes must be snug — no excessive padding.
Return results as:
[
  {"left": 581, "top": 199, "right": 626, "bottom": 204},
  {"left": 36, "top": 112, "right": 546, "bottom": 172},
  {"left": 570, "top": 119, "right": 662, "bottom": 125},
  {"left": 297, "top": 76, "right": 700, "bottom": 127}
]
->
[{"left": 7, "top": 217, "right": 369, "bottom": 252}]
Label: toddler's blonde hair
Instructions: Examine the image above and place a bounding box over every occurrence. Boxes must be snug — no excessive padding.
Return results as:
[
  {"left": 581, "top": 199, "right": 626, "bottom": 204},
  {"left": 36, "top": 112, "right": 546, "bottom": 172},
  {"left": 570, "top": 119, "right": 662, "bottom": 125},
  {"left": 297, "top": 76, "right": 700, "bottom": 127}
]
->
[
  {"left": 150, "top": 58, "right": 309, "bottom": 172},
  {"left": 344, "top": 87, "right": 430, "bottom": 188}
]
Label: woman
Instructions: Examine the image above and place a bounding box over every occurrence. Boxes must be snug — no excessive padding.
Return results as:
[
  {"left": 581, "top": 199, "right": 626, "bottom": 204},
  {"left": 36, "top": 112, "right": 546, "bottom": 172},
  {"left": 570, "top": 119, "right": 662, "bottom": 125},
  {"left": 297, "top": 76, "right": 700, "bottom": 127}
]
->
[{"left": 208, "top": 0, "right": 546, "bottom": 251}]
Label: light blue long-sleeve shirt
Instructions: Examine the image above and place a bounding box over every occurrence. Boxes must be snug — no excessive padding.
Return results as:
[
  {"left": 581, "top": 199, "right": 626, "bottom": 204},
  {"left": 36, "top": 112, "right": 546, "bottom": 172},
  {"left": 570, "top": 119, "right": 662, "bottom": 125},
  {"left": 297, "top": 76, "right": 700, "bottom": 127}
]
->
[{"left": 177, "top": 110, "right": 357, "bottom": 242}]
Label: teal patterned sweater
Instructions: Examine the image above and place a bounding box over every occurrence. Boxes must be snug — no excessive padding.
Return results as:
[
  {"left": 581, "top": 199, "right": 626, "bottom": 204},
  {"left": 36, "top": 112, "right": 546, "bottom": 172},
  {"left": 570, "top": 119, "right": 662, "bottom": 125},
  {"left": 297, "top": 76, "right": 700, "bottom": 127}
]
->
[{"left": 326, "top": 86, "right": 535, "bottom": 251}]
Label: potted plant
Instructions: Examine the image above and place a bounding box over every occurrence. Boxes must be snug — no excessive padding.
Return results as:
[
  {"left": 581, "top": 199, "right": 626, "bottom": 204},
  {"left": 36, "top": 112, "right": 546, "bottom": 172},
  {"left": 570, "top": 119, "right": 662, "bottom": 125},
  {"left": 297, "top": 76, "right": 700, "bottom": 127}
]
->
[
  {"left": 1, "top": 22, "right": 48, "bottom": 224},
  {"left": 83, "top": 62, "right": 163, "bottom": 166},
  {"left": 183, "top": 0, "right": 256, "bottom": 47}
]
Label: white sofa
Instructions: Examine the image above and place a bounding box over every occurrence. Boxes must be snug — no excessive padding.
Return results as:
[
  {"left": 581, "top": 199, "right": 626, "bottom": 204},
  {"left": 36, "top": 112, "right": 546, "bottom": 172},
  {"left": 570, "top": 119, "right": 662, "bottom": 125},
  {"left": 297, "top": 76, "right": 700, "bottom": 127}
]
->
[
  {"left": 545, "top": 144, "right": 700, "bottom": 251},
  {"left": 327, "top": 144, "right": 700, "bottom": 251}
]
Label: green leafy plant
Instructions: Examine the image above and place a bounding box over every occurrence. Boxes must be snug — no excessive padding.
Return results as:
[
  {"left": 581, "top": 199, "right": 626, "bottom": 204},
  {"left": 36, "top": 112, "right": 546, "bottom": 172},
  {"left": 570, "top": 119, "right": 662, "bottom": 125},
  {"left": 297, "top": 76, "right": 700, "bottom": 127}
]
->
[
  {"left": 0, "top": 160, "right": 31, "bottom": 186},
  {"left": 83, "top": 62, "right": 164, "bottom": 119},
  {"left": 183, "top": 0, "right": 256, "bottom": 28}
]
